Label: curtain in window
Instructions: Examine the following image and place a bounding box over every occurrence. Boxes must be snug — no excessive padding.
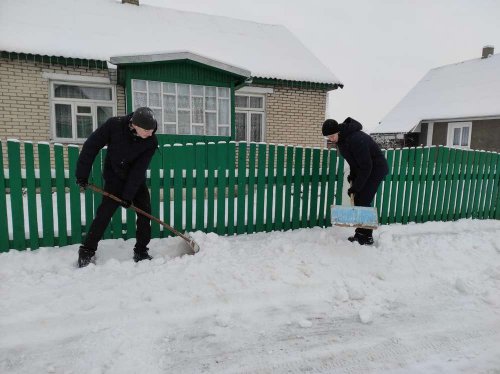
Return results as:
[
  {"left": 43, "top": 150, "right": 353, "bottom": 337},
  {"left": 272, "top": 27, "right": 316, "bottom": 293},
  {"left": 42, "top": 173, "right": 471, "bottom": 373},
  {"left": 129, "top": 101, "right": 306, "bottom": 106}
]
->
[
  {"left": 55, "top": 104, "right": 72, "bottom": 138},
  {"left": 97, "top": 106, "right": 113, "bottom": 127},
  {"left": 453, "top": 128, "right": 461, "bottom": 146},
  {"left": 251, "top": 113, "right": 262, "bottom": 142},
  {"left": 235, "top": 112, "right": 247, "bottom": 141},
  {"left": 206, "top": 112, "right": 217, "bottom": 135},
  {"left": 461, "top": 127, "right": 470, "bottom": 146}
]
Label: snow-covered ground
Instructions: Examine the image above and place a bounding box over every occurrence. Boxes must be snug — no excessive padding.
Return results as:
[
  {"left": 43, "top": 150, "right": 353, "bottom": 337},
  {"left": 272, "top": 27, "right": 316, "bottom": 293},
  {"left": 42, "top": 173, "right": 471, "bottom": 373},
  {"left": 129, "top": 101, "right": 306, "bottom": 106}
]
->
[{"left": 1, "top": 219, "right": 500, "bottom": 374}]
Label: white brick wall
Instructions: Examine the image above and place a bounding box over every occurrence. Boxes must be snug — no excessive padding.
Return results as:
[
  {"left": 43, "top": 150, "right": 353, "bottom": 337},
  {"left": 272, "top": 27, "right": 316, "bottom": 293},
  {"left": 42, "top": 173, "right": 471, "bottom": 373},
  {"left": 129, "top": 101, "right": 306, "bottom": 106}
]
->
[
  {"left": 265, "top": 86, "right": 328, "bottom": 148},
  {"left": 0, "top": 57, "right": 126, "bottom": 167}
]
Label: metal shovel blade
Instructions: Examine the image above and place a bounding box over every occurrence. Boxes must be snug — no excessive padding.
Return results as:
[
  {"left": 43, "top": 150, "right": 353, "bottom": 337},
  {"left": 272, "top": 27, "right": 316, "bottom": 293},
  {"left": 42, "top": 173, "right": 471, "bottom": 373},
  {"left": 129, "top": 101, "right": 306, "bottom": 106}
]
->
[
  {"left": 185, "top": 233, "right": 200, "bottom": 254},
  {"left": 331, "top": 205, "right": 379, "bottom": 229}
]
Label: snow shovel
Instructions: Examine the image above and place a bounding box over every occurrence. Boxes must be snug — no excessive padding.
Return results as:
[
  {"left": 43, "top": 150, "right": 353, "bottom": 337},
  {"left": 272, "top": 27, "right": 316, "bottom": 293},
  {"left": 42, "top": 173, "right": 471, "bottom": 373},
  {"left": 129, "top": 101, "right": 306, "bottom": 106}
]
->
[
  {"left": 331, "top": 184, "right": 379, "bottom": 230},
  {"left": 87, "top": 184, "right": 200, "bottom": 254}
]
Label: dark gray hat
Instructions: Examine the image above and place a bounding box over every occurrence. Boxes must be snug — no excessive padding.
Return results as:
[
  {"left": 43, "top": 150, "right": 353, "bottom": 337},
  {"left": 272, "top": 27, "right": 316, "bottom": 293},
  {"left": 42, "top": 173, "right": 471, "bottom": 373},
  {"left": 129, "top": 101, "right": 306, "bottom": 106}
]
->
[
  {"left": 131, "top": 107, "right": 157, "bottom": 130},
  {"left": 322, "top": 119, "right": 340, "bottom": 136}
]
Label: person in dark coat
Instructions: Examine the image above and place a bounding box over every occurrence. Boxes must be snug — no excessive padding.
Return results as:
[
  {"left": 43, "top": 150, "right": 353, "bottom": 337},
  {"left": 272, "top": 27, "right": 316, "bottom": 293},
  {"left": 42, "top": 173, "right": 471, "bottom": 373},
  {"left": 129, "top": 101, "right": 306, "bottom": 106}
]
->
[
  {"left": 75, "top": 107, "right": 159, "bottom": 267},
  {"left": 322, "top": 117, "right": 389, "bottom": 245}
]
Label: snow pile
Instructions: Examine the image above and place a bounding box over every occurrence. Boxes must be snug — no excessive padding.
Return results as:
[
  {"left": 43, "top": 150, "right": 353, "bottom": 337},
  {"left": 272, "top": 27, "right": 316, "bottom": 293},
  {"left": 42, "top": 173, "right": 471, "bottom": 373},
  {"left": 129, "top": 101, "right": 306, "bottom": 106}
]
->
[{"left": 1, "top": 219, "right": 500, "bottom": 373}]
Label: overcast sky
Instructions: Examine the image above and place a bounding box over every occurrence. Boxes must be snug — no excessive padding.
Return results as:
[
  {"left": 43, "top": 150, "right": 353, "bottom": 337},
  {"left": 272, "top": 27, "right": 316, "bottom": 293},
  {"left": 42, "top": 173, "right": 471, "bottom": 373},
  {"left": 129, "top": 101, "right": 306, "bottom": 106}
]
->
[{"left": 142, "top": 0, "right": 500, "bottom": 132}]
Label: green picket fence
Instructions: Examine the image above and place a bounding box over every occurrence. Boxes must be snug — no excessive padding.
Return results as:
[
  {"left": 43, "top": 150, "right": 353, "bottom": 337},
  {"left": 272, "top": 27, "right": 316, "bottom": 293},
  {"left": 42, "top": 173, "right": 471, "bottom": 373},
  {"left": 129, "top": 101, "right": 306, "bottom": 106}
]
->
[{"left": 0, "top": 140, "right": 499, "bottom": 252}]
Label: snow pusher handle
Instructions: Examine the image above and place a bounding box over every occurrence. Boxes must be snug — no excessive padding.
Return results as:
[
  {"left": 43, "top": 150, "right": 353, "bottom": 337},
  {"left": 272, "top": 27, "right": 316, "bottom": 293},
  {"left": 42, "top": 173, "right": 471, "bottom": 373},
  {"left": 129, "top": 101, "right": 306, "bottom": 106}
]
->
[{"left": 87, "top": 184, "right": 200, "bottom": 254}]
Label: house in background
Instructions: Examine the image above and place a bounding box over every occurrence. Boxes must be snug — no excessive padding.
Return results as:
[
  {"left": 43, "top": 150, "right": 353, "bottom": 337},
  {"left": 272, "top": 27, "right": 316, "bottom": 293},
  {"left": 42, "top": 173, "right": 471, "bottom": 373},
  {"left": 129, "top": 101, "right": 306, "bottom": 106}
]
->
[
  {"left": 0, "top": 0, "right": 342, "bottom": 165},
  {"left": 372, "top": 46, "right": 500, "bottom": 152}
]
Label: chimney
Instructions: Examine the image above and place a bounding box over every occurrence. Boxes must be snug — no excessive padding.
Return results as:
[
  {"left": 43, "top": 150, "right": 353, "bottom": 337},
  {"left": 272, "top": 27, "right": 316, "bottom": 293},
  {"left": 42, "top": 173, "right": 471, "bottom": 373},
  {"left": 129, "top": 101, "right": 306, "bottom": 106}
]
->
[
  {"left": 482, "top": 45, "right": 494, "bottom": 59},
  {"left": 122, "top": 0, "right": 139, "bottom": 5}
]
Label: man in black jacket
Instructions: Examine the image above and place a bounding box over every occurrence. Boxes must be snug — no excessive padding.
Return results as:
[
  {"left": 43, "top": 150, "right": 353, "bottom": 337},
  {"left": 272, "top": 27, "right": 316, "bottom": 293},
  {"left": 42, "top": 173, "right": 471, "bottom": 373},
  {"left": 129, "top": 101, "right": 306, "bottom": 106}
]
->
[
  {"left": 75, "top": 107, "right": 159, "bottom": 267},
  {"left": 322, "top": 117, "right": 388, "bottom": 245}
]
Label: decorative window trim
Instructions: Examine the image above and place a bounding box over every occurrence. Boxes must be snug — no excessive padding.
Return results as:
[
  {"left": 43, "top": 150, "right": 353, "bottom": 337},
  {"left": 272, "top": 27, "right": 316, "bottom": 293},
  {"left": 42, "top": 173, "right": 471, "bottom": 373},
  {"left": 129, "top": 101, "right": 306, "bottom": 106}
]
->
[
  {"left": 447, "top": 122, "right": 472, "bottom": 149},
  {"left": 49, "top": 80, "right": 116, "bottom": 143},
  {"left": 42, "top": 72, "right": 111, "bottom": 84},
  {"left": 236, "top": 86, "right": 274, "bottom": 94}
]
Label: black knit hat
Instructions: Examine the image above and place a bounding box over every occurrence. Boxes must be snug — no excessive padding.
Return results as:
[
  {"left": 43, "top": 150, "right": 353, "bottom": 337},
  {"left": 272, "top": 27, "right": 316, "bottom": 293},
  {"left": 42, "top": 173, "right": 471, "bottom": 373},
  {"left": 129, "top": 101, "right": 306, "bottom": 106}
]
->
[
  {"left": 131, "top": 107, "right": 157, "bottom": 130},
  {"left": 322, "top": 119, "right": 340, "bottom": 136}
]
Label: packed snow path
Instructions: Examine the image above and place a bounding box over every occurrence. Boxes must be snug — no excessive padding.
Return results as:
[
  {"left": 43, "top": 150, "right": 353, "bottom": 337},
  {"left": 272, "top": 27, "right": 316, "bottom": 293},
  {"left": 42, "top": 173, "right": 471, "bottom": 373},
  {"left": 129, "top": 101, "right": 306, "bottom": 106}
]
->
[{"left": 1, "top": 220, "right": 500, "bottom": 373}]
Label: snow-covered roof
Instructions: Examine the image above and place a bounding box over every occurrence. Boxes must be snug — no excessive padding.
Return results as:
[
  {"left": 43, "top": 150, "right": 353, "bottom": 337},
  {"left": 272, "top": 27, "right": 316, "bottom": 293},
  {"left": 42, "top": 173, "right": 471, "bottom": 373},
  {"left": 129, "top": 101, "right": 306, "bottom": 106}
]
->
[
  {"left": 0, "top": 0, "right": 342, "bottom": 86},
  {"left": 374, "top": 53, "right": 500, "bottom": 133}
]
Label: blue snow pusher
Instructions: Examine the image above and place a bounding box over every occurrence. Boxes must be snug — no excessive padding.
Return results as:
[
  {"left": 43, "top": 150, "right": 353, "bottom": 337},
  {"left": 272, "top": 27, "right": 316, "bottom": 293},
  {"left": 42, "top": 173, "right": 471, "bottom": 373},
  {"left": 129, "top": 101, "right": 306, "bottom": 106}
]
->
[
  {"left": 331, "top": 204, "right": 379, "bottom": 229},
  {"left": 331, "top": 187, "right": 379, "bottom": 229}
]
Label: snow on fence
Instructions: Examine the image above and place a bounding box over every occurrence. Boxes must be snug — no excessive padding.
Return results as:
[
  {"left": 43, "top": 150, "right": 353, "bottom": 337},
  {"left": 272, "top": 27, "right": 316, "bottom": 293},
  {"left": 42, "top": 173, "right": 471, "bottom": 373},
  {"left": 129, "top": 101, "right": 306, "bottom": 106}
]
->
[{"left": 0, "top": 139, "right": 499, "bottom": 252}]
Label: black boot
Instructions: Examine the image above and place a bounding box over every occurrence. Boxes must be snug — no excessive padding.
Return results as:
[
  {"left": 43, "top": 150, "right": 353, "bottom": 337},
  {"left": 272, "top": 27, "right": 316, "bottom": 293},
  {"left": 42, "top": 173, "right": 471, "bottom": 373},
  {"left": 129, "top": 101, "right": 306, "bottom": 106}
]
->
[
  {"left": 78, "top": 245, "right": 96, "bottom": 268},
  {"left": 133, "top": 247, "right": 152, "bottom": 262},
  {"left": 348, "top": 232, "right": 374, "bottom": 245}
]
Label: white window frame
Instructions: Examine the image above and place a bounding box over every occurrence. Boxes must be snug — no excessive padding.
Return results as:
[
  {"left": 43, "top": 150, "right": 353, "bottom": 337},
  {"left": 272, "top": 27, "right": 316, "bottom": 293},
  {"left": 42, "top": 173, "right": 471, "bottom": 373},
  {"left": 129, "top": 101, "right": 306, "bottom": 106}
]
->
[
  {"left": 50, "top": 80, "right": 116, "bottom": 143},
  {"left": 235, "top": 93, "right": 266, "bottom": 142},
  {"left": 132, "top": 79, "right": 231, "bottom": 136},
  {"left": 447, "top": 122, "right": 472, "bottom": 149}
]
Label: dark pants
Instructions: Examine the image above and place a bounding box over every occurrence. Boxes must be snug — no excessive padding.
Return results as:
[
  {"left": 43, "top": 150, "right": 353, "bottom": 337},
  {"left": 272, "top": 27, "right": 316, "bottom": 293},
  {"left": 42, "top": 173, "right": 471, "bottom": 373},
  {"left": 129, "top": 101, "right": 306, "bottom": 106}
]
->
[
  {"left": 353, "top": 173, "right": 386, "bottom": 237},
  {"left": 83, "top": 181, "right": 152, "bottom": 251}
]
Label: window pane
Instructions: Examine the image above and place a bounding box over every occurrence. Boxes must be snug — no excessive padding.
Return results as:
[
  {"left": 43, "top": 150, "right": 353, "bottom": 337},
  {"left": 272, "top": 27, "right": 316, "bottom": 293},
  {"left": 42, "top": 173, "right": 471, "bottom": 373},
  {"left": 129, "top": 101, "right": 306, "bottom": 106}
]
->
[
  {"left": 54, "top": 84, "right": 112, "bottom": 100},
  {"left": 206, "top": 112, "right": 217, "bottom": 135},
  {"left": 178, "top": 110, "right": 190, "bottom": 134},
  {"left": 134, "top": 92, "right": 147, "bottom": 109},
  {"left": 206, "top": 97, "right": 216, "bottom": 111},
  {"left": 77, "top": 115, "right": 93, "bottom": 138},
  {"left": 152, "top": 108, "right": 162, "bottom": 132},
  {"left": 205, "top": 86, "right": 216, "bottom": 97},
  {"left": 235, "top": 95, "right": 249, "bottom": 108},
  {"left": 55, "top": 104, "right": 72, "bottom": 138},
  {"left": 205, "top": 87, "right": 216, "bottom": 110},
  {"left": 163, "top": 83, "right": 176, "bottom": 94},
  {"left": 218, "top": 87, "right": 229, "bottom": 98},
  {"left": 148, "top": 81, "right": 161, "bottom": 93},
  {"left": 235, "top": 112, "right": 247, "bottom": 141},
  {"left": 461, "top": 127, "right": 469, "bottom": 146},
  {"left": 192, "top": 85, "right": 203, "bottom": 96},
  {"left": 165, "top": 124, "right": 176, "bottom": 134},
  {"left": 77, "top": 106, "right": 91, "bottom": 114},
  {"left": 133, "top": 80, "right": 147, "bottom": 91},
  {"left": 250, "top": 113, "right": 262, "bottom": 142},
  {"left": 192, "top": 97, "right": 204, "bottom": 124},
  {"left": 163, "top": 95, "right": 176, "bottom": 123},
  {"left": 97, "top": 106, "right": 113, "bottom": 127},
  {"left": 178, "top": 84, "right": 190, "bottom": 109},
  {"left": 148, "top": 82, "right": 161, "bottom": 107},
  {"left": 453, "top": 128, "right": 461, "bottom": 145},
  {"left": 192, "top": 125, "right": 205, "bottom": 135},
  {"left": 250, "top": 96, "right": 263, "bottom": 109},
  {"left": 149, "top": 93, "right": 161, "bottom": 107},
  {"left": 218, "top": 98, "right": 230, "bottom": 125},
  {"left": 178, "top": 84, "right": 189, "bottom": 96},
  {"left": 219, "top": 126, "right": 230, "bottom": 137}
]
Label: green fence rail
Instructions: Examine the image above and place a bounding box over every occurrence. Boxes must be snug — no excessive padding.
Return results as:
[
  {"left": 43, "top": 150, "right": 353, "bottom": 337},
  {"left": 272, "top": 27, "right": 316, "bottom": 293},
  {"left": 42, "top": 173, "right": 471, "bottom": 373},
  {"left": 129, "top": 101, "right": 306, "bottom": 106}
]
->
[{"left": 0, "top": 140, "right": 499, "bottom": 252}]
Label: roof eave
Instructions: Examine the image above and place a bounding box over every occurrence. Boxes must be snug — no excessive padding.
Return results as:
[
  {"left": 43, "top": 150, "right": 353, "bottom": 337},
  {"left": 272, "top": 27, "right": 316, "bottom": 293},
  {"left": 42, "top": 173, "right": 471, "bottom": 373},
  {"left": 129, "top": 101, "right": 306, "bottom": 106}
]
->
[{"left": 110, "top": 51, "right": 251, "bottom": 78}]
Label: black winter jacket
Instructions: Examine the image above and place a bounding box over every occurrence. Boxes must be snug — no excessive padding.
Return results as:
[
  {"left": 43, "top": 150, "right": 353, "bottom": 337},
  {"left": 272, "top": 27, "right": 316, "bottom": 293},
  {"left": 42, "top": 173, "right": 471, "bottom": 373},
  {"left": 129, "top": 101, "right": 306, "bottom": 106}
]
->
[
  {"left": 76, "top": 113, "right": 158, "bottom": 201},
  {"left": 337, "top": 117, "right": 389, "bottom": 193}
]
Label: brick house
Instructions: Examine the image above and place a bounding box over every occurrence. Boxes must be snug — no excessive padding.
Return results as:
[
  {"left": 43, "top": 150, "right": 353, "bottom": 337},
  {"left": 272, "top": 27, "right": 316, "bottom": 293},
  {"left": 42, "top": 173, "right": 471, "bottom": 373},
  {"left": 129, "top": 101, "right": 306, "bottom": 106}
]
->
[
  {"left": 0, "top": 0, "right": 343, "bottom": 166},
  {"left": 372, "top": 46, "right": 500, "bottom": 152}
]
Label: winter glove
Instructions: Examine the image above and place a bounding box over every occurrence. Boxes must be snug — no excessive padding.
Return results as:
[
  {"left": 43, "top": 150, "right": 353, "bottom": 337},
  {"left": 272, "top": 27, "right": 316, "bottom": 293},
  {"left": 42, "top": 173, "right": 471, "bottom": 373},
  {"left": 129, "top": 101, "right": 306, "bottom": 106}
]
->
[
  {"left": 120, "top": 199, "right": 132, "bottom": 209},
  {"left": 347, "top": 187, "right": 356, "bottom": 197},
  {"left": 76, "top": 178, "right": 88, "bottom": 189}
]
